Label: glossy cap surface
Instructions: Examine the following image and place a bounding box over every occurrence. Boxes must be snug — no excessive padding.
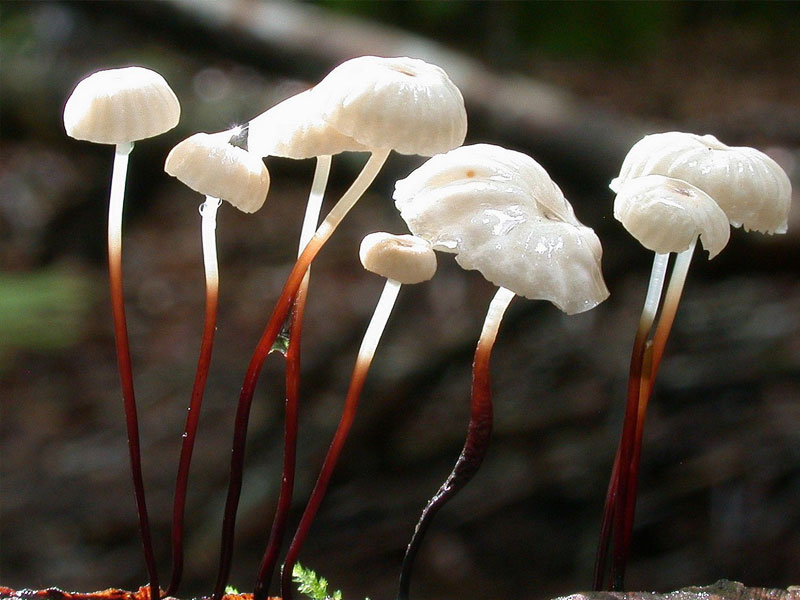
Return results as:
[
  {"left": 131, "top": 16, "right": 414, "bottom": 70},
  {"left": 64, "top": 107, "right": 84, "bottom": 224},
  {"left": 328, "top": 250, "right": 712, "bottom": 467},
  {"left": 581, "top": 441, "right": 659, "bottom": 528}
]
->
[{"left": 394, "top": 144, "right": 609, "bottom": 314}]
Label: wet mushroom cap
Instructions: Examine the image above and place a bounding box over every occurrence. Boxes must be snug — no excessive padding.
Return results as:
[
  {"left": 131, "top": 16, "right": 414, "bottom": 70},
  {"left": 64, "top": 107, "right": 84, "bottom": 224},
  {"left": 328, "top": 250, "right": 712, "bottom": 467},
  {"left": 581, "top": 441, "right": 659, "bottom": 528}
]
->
[
  {"left": 165, "top": 132, "right": 270, "bottom": 214},
  {"left": 64, "top": 66, "right": 180, "bottom": 145},
  {"left": 394, "top": 144, "right": 609, "bottom": 314},
  {"left": 313, "top": 56, "right": 467, "bottom": 156},
  {"left": 611, "top": 131, "right": 792, "bottom": 234},
  {"left": 613, "top": 175, "right": 731, "bottom": 258},
  {"left": 247, "top": 89, "right": 367, "bottom": 159},
  {"left": 359, "top": 232, "right": 437, "bottom": 285}
]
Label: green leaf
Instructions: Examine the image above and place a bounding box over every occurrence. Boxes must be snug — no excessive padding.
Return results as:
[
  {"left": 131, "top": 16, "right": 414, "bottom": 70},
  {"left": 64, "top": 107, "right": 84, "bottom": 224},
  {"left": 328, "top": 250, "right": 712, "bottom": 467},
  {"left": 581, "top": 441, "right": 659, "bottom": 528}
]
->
[{"left": 292, "top": 563, "right": 343, "bottom": 600}]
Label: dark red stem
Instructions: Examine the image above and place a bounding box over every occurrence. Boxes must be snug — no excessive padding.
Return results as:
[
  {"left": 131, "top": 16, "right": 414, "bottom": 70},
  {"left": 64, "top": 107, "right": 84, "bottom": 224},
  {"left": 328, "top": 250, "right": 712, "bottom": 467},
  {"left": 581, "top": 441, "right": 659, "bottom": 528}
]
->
[
  {"left": 396, "top": 332, "right": 494, "bottom": 600},
  {"left": 619, "top": 344, "right": 654, "bottom": 581},
  {"left": 592, "top": 444, "right": 620, "bottom": 590},
  {"left": 108, "top": 239, "right": 160, "bottom": 600},
  {"left": 279, "top": 352, "right": 374, "bottom": 600},
  {"left": 609, "top": 322, "right": 650, "bottom": 591},
  {"left": 212, "top": 236, "right": 324, "bottom": 600},
  {"left": 253, "top": 274, "right": 310, "bottom": 600},
  {"left": 167, "top": 283, "right": 219, "bottom": 595}
]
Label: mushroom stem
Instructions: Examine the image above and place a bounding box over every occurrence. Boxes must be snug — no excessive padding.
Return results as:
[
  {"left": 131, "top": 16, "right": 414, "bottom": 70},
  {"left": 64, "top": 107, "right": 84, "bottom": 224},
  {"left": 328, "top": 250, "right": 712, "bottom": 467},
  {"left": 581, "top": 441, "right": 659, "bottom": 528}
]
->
[
  {"left": 596, "top": 252, "right": 668, "bottom": 591},
  {"left": 616, "top": 238, "right": 697, "bottom": 583},
  {"left": 279, "top": 278, "right": 404, "bottom": 600},
  {"left": 213, "top": 149, "right": 390, "bottom": 600},
  {"left": 167, "top": 196, "right": 222, "bottom": 596},
  {"left": 254, "top": 156, "right": 331, "bottom": 600},
  {"left": 397, "top": 286, "right": 516, "bottom": 600},
  {"left": 107, "top": 140, "right": 160, "bottom": 600}
]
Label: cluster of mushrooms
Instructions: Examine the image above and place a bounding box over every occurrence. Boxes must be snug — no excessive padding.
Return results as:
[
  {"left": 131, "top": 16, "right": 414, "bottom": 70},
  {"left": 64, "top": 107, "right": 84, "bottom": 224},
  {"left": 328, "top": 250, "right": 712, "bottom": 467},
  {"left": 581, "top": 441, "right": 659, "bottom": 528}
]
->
[{"left": 63, "top": 56, "right": 791, "bottom": 600}]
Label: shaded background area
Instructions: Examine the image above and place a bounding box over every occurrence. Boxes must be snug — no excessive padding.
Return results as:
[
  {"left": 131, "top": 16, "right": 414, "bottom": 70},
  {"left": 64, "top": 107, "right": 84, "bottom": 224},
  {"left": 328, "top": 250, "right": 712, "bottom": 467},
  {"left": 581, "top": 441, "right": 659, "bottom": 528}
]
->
[{"left": 1, "top": 2, "right": 799, "bottom": 600}]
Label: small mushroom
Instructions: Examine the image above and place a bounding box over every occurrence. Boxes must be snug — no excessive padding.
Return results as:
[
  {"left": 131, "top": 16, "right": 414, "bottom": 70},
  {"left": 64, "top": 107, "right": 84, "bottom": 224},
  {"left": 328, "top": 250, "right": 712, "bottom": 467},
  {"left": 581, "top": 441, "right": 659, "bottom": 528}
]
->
[
  {"left": 611, "top": 131, "right": 791, "bottom": 233},
  {"left": 63, "top": 65, "right": 180, "bottom": 600},
  {"left": 595, "top": 131, "right": 792, "bottom": 591},
  {"left": 391, "top": 143, "right": 608, "bottom": 600},
  {"left": 163, "top": 131, "right": 270, "bottom": 595},
  {"left": 211, "top": 55, "right": 467, "bottom": 600},
  {"left": 280, "top": 233, "right": 437, "bottom": 600}
]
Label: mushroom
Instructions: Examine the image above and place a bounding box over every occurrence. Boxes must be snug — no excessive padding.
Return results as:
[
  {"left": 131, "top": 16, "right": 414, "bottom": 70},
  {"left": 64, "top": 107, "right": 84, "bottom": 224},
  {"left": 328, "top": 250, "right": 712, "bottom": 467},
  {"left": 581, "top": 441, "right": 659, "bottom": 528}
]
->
[
  {"left": 391, "top": 143, "right": 609, "bottom": 600},
  {"left": 279, "top": 233, "right": 437, "bottom": 600},
  {"left": 595, "top": 132, "right": 792, "bottom": 590},
  {"left": 210, "top": 55, "right": 467, "bottom": 600},
  {"left": 163, "top": 131, "right": 270, "bottom": 595},
  {"left": 63, "top": 65, "right": 180, "bottom": 600}
]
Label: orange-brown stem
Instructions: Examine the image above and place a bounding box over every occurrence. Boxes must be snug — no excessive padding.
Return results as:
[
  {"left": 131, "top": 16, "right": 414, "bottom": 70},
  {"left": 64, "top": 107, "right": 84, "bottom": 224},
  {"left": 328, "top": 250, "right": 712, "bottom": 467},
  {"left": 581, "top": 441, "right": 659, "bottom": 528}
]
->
[
  {"left": 212, "top": 150, "right": 388, "bottom": 600},
  {"left": 167, "top": 283, "right": 219, "bottom": 595},
  {"left": 280, "top": 353, "right": 373, "bottom": 600},
  {"left": 212, "top": 236, "right": 324, "bottom": 600},
  {"left": 108, "top": 143, "right": 159, "bottom": 600},
  {"left": 607, "top": 319, "right": 649, "bottom": 590},
  {"left": 253, "top": 272, "right": 310, "bottom": 600}
]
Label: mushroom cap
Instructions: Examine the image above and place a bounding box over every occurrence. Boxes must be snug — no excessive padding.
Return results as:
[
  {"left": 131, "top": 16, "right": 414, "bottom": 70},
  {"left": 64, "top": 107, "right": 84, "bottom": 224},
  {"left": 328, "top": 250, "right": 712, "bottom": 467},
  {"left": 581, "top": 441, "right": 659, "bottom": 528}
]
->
[
  {"left": 313, "top": 56, "right": 467, "bottom": 156},
  {"left": 247, "top": 90, "right": 367, "bottom": 159},
  {"left": 64, "top": 66, "right": 180, "bottom": 144},
  {"left": 164, "top": 132, "right": 270, "bottom": 214},
  {"left": 394, "top": 144, "right": 609, "bottom": 314},
  {"left": 359, "top": 232, "right": 437, "bottom": 284},
  {"left": 611, "top": 131, "right": 791, "bottom": 234},
  {"left": 614, "top": 175, "right": 730, "bottom": 258}
]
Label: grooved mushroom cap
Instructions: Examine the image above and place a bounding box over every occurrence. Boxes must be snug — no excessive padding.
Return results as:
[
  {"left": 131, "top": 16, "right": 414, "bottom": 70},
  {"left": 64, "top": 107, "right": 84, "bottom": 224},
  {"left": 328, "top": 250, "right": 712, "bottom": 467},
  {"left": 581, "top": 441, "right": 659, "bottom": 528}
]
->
[
  {"left": 393, "top": 144, "right": 609, "bottom": 314},
  {"left": 313, "top": 56, "right": 467, "bottom": 156},
  {"left": 64, "top": 66, "right": 180, "bottom": 144},
  {"left": 614, "top": 175, "right": 730, "bottom": 258},
  {"left": 610, "top": 131, "right": 792, "bottom": 234},
  {"left": 164, "top": 132, "right": 270, "bottom": 214},
  {"left": 359, "top": 232, "right": 437, "bottom": 284},
  {"left": 247, "top": 90, "right": 367, "bottom": 159}
]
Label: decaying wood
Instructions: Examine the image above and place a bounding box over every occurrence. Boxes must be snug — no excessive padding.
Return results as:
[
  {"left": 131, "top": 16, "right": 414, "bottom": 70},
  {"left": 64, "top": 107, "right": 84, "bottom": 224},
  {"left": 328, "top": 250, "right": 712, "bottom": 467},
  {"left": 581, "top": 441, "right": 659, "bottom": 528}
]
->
[
  {"left": 2, "top": 581, "right": 798, "bottom": 600},
  {"left": 556, "top": 581, "right": 800, "bottom": 600}
]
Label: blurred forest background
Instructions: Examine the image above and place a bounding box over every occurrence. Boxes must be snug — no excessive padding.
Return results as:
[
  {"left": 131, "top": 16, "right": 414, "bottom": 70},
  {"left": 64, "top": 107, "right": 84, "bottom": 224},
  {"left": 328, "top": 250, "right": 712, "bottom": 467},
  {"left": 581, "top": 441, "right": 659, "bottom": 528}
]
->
[{"left": 1, "top": 2, "right": 799, "bottom": 600}]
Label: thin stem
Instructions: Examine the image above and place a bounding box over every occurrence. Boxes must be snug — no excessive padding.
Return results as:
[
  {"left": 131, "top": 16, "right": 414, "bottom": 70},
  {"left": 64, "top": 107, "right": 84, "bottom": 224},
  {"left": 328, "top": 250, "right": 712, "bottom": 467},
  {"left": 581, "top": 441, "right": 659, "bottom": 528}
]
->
[
  {"left": 592, "top": 444, "right": 620, "bottom": 590},
  {"left": 604, "top": 252, "right": 668, "bottom": 591},
  {"left": 254, "top": 156, "right": 332, "bottom": 600},
  {"left": 618, "top": 238, "right": 697, "bottom": 573},
  {"left": 167, "top": 197, "right": 222, "bottom": 596},
  {"left": 108, "top": 141, "right": 160, "bottom": 600},
  {"left": 280, "top": 278, "right": 403, "bottom": 600},
  {"left": 213, "top": 149, "right": 390, "bottom": 600},
  {"left": 648, "top": 239, "right": 696, "bottom": 383},
  {"left": 397, "top": 287, "right": 516, "bottom": 600}
]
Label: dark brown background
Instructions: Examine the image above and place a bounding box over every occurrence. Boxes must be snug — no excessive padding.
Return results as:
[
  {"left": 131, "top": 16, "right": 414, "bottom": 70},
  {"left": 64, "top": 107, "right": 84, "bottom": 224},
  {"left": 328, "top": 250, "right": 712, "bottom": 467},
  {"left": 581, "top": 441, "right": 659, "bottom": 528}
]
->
[{"left": 1, "top": 2, "right": 799, "bottom": 600}]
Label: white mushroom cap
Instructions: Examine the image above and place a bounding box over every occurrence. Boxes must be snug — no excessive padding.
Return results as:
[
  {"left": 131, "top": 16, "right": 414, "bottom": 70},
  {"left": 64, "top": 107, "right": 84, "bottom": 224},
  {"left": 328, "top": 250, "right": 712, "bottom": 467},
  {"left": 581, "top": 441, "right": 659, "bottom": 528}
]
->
[
  {"left": 394, "top": 144, "right": 609, "bottom": 314},
  {"left": 64, "top": 66, "right": 180, "bottom": 144},
  {"left": 614, "top": 175, "right": 730, "bottom": 258},
  {"left": 247, "top": 90, "right": 367, "bottom": 159},
  {"left": 164, "top": 132, "right": 270, "bottom": 214},
  {"left": 359, "top": 232, "right": 437, "bottom": 284},
  {"left": 313, "top": 56, "right": 467, "bottom": 156},
  {"left": 611, "top": 131, "right": 792, "bottom": 234}
]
